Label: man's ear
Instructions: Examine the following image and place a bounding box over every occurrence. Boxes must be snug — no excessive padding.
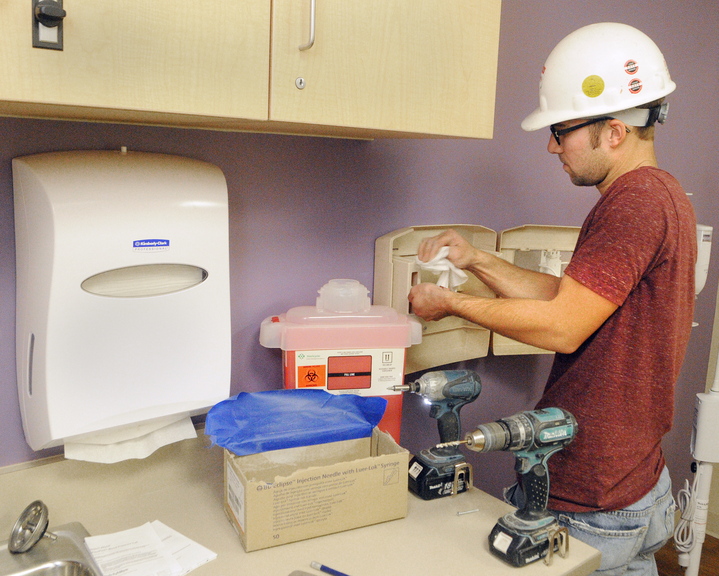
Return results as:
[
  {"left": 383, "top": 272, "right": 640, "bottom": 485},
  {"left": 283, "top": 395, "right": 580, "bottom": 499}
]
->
[{"left": 606, "top": 119, "right": 629, "bottom": 148}]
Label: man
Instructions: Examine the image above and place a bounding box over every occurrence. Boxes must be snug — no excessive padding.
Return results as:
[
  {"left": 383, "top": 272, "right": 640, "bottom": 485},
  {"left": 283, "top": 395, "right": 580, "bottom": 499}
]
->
[{"left": 408, "top": 23, "right": 696, "bottom": 575}]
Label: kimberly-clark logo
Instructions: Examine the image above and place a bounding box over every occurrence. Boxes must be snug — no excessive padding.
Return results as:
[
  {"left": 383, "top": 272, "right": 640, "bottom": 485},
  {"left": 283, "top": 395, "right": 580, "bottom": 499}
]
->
[{"left": 133, "top": 239, "right": 170, "bottom": 252}]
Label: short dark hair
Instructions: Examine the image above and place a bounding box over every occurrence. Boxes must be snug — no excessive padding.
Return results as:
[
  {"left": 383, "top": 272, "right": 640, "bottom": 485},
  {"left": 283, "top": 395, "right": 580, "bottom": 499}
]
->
[{"left": 633, "top": 98, "right": 665, "bottom": 141}]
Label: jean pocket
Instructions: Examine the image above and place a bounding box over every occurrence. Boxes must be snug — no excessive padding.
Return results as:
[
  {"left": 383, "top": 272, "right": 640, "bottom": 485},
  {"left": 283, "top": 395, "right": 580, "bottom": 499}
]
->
[
  {"left": 558, "top": 514, "right": 648, "bottom": 575},
  {"left": 640, "top": 493, "right": 676, "bottom": 557}
]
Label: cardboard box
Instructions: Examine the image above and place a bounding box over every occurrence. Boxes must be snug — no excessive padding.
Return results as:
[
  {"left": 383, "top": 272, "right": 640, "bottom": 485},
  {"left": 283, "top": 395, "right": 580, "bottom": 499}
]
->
[{"left": 223, "top": 428, "right": 409, "bottom": 552}]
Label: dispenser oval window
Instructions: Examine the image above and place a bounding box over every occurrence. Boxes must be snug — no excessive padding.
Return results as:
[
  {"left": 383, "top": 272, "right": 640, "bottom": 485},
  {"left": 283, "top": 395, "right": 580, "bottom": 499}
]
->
[{"left": 81, "top": 264, "right": 208, "bottom": 297}]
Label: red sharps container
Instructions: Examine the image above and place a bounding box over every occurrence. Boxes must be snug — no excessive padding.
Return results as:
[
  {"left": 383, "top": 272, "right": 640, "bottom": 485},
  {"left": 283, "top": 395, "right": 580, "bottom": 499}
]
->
[{"left": 260, "top": 279, "right": 422, "bottom": 442}]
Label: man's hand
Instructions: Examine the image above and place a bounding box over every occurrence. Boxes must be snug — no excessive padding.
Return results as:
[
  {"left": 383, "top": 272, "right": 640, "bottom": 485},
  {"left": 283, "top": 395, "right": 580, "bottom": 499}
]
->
[
  {"left": 417, "top": 229, "right": 480, "bottom": 269},
  {"left": 408, "top": 282, "right": 455, "bottom": 321}
]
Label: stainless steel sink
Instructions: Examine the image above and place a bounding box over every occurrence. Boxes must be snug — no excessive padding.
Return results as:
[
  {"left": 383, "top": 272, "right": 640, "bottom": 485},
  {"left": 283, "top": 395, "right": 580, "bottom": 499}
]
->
[
  {"left": 0, "top": 523, "right": 101, "bottom": 576},
  {"left": 6, "top": 560, "right": 95, "bottom": 576}
]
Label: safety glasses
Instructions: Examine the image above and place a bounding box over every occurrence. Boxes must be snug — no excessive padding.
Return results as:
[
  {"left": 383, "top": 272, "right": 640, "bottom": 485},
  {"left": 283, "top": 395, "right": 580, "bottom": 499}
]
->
[{"left": 549, "top": 117, "right": 611, "bottom": 146}]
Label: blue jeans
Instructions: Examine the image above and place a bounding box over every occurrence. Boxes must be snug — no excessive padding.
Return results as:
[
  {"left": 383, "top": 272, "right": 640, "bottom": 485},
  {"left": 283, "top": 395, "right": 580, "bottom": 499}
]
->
[{"left": 504, "top": 466, "right": 675, "bottom": 576}]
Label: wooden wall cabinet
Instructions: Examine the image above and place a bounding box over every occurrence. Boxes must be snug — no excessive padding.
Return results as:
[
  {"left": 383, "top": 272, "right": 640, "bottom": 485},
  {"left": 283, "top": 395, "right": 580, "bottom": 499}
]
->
[
  {"left": 0, "top": 1, "right": 272, "bottom": 127},
  {"left": 270, "top": 0, "right": 501, "bottom": 138},
  {"left": 0, "top": 1, "right": 501, "bottom": 139}
]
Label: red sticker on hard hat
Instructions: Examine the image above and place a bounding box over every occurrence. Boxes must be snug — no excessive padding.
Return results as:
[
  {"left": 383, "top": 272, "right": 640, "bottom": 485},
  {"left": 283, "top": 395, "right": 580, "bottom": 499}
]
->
[
  {"left": 624, "top": 60, "right": 639, "bottom": 75},
  {"left": 628, "top": 79, "right": 643, "bottom": 94}
]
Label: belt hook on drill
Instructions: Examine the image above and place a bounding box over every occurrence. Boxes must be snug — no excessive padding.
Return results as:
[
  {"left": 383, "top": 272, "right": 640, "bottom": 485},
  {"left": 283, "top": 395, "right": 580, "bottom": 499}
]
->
[{"left": 544, "top": 526, "right": 569, "bottom": 566}]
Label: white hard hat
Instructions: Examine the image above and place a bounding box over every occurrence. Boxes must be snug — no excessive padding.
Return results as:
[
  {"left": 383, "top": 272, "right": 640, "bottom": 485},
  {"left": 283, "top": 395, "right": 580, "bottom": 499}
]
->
[{"left": 522, "top": 23, "right": 676, "bottom": 131}]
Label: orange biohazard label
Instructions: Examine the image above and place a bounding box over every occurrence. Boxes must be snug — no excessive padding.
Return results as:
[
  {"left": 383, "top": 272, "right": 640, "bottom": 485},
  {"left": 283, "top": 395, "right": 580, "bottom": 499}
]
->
[{"left": 297, "top": 365, "right": 326, "bottom": 388}]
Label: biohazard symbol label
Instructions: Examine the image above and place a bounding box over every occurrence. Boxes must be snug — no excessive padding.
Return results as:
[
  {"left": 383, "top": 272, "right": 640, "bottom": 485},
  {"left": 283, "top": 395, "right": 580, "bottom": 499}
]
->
[
  {"left": 582, "top": 75, "right": 605, "bottom": 98},
  {"left": 297, "top": 365, "right": 326, "bottom": 388}
]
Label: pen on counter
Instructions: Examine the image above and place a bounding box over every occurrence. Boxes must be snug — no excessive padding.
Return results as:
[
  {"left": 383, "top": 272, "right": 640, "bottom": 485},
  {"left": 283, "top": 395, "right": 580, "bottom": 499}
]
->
[{"left": 310, "top": 561, "right": 351, "bottom": 576}]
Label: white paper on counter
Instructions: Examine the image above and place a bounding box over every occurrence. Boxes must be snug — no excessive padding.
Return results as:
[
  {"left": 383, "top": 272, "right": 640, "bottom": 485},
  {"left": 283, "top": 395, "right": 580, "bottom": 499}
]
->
[
  {"left": 85, "top": 522, "right": 182, "bottom": 576},
  {"left": 85, "top": 521, "right": 216, "bottom": 576},
  {"left": 151, "top": 521, "right": 217, "bottom": 575}
]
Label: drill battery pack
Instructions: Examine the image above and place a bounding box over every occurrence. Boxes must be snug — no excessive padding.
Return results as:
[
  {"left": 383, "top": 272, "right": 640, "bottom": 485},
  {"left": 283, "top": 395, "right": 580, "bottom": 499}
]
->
[
  {"left": 488, "top": 513, "right": 568, "bottom": 567},
  {"left": 407, "top": 451, "right": 472, "bottom": 500},
  {"left": 489, "top": 521, "right": 550, "bottom": 566}
]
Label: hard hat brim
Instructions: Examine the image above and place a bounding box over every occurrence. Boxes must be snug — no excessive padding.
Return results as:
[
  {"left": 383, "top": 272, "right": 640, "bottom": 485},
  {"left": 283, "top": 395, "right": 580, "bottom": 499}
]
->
[{"left": 521, "top": 80, "right": 676, "bottom": 132}]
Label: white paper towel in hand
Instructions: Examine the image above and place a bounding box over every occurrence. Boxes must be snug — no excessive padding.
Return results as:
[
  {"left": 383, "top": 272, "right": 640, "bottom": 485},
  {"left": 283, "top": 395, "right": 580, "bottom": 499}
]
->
[
  {"left": 415, "top": 246, "right": 468, "bottom": 290},
  {"left": 64, "top": 414, "right": 197, "bottom": 464}
]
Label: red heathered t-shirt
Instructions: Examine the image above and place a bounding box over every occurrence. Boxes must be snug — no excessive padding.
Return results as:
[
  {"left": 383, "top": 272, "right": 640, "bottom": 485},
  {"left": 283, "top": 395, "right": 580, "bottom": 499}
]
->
[{"left": 536, "top": 166, "right": 696, "bottom": 513}]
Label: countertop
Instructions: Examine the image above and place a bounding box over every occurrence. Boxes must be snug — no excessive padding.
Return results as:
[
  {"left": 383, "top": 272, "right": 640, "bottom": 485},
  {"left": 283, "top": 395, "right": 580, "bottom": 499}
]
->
[{"left": 0, "top": 435, "right": 601, "bottom": 576}]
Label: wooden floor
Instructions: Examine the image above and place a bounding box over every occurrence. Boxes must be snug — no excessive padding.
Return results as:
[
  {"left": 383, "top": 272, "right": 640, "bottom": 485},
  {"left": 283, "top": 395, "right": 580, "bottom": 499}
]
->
[{"left": 656, "top": 535, "right": 719, "bottom": 576}]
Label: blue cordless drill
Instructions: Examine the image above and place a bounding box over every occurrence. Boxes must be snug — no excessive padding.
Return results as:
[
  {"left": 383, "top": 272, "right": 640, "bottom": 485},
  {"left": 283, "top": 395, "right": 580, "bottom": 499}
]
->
[
  {"left": 445, "top": 407, "right": 578, "bottom": 566},
  {"left": 389, "top": 370, "right": 482, "bottom": 499}
]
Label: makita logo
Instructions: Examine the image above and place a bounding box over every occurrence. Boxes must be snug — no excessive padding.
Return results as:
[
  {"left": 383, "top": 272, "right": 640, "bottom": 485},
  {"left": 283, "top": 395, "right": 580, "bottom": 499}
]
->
[
  {"left": 133, "top": 239, "right": 170, "bottom": 251},
  {"left": 540, "top": 428, "right": 570, "bottom": 441}
]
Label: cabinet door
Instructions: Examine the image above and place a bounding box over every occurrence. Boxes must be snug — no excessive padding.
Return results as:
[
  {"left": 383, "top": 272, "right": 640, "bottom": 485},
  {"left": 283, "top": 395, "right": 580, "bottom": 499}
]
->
[
  {"left": 270, "top": 0, "right": 501, "bottom": 138},
  {"left": 0, "top": 1, "right": 270, "bottom": 122}
]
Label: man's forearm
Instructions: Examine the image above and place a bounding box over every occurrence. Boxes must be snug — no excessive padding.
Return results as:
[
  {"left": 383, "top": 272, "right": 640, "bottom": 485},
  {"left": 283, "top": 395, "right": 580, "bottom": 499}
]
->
[
  {"left": 467, "top": 251, "right": 562, "bottom": 301},
  {"left": 446, "top": 291, "right": 574, "bottom": 352},
  {"left": 408, "top": 273, "right": 617, "bottom": 354}
]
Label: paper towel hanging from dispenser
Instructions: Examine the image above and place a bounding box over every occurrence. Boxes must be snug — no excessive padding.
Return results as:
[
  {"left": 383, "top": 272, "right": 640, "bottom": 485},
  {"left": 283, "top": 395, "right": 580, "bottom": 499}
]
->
[{"left": 13, "top": 150, "right": 231, "bottom": 461}]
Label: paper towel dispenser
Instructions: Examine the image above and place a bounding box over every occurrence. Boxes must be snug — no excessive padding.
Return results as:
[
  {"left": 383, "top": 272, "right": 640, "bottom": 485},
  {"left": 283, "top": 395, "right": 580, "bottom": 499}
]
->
[
  {"left": 13, "top": 150, "right": 231, "bottom": 453},
  {"left": 81, "top": 263, "right": 208, "bottom": 297},
  {"left": 374, "top": 225, "right": 497, "bottom": 373}
]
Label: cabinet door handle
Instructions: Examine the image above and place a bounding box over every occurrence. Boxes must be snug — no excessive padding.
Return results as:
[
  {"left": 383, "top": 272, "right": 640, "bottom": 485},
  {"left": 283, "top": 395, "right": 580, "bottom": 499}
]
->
[{"left": 298, "top": 0, "right": 316, "bottom": 51}]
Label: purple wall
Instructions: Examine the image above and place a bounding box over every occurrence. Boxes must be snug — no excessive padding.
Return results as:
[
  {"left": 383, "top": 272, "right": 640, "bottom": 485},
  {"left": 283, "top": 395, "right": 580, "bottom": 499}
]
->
[{"left": 1, "top": 1, "right": 718, "bottom": 501}]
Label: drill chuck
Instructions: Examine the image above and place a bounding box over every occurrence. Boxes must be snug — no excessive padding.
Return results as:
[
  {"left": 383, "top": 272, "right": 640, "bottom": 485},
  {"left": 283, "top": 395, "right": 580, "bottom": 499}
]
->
[{"left": 465, "top": 421, "right": 510, "bottom": 452}]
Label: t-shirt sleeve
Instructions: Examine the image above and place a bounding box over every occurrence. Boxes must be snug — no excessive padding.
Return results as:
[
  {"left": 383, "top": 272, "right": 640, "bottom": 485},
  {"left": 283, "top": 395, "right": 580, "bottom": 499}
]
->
[{"left": 564, "top": 180, "right": 673, "bottom": 307}]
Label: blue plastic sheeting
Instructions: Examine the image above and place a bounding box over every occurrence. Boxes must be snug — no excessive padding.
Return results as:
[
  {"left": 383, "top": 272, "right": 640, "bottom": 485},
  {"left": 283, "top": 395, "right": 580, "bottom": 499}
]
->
[{"left": 204, "top": 389, "right": 387, "bottom": 456}]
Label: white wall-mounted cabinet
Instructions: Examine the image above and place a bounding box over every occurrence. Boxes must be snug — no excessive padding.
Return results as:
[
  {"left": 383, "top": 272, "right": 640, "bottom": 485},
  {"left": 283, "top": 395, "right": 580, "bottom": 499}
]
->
[
  {"left": 0, "top": 1, "right": 501, "bottom": 139},
  {"left": 375, "top": 224, "right": 581, "bottom": 372},
  {"left": 375, "top": 225, "right": 498, "bottom": 374},
  {"left": 493, "top": 225, "right": 581, "bottom": 356}
]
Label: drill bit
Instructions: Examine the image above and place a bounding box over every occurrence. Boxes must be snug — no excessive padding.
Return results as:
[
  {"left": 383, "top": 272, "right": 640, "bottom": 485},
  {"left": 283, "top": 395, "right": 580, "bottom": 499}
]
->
[
  {"left": 387, "top": 384, "right": 411, "bottom": 392},
  {"left": 435, "top": 439, "right": 468, "bottom": 449}
]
